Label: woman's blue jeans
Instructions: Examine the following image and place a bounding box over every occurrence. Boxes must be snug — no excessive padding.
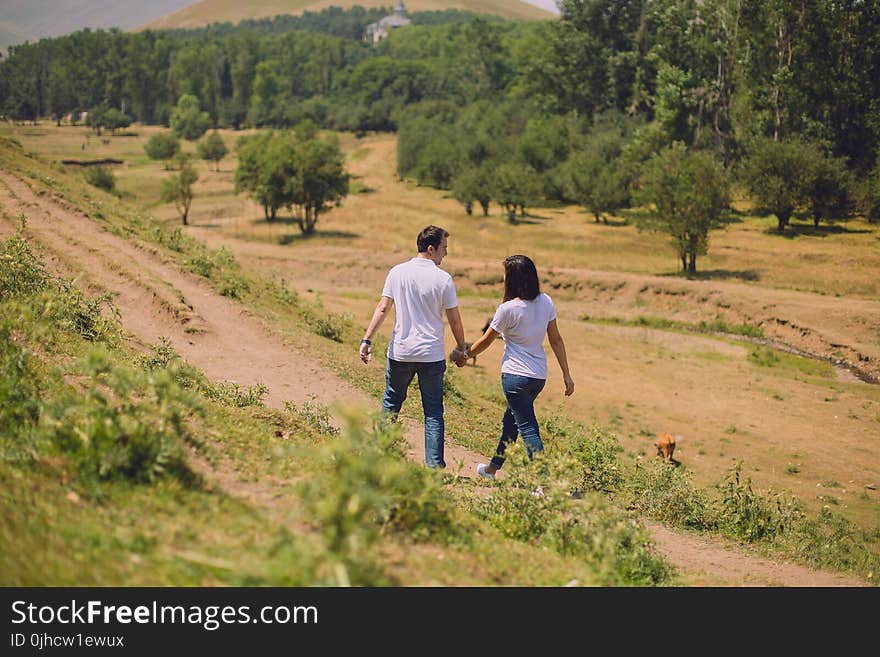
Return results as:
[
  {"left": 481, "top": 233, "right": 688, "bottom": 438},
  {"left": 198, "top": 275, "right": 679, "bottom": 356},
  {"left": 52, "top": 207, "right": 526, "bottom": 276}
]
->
[
  {"left": 382, "top": 358, "right": 446, "bottom": 468},
  {"left": 489, "top": 373, "right": 546, "bottom": 470}
]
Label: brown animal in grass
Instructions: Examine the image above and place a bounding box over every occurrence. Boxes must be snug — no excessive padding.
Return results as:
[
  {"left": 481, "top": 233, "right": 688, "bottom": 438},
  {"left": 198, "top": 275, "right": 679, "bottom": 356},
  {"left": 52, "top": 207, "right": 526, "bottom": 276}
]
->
[{"left": 654, "top": 433, "right": 677, "bottom": 463}]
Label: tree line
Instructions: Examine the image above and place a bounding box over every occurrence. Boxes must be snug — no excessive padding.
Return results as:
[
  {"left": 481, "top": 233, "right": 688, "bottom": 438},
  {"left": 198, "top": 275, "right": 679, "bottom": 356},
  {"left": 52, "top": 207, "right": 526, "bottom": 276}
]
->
[
  {"left": 4, "top": 1, "right": 875, "bottom": 173},
  {"left": 393, "top": 0, "right": 880, "bottom": 271},
  {"left": 0, "top": 7, "right": 509, "bottom": 132},
  {"left": 2, "top": 2, "right": 879, "bottom": 268}
]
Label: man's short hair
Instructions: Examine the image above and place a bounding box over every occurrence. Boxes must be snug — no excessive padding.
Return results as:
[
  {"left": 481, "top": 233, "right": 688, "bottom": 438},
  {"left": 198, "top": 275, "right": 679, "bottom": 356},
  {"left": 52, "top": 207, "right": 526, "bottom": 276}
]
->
[{"left": 417, "top": 225, "right": 449, "bottom": 253}]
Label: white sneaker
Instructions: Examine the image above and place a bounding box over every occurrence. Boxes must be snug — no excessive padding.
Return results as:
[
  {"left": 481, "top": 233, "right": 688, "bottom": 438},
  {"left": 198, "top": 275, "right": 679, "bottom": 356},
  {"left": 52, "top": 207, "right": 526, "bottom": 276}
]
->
[
  {"left": 530, "top": 486, "right": 545, "bottom": 498},
  {"left": 476, "top": 463, "right": 495, "bottom": 480}
]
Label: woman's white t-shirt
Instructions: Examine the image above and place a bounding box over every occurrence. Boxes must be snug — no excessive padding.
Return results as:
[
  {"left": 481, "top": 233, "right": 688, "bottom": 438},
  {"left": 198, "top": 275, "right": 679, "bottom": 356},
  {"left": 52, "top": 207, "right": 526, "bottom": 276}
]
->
[{"left": 489, "top": 293, "right": 556, "bottom": 379}]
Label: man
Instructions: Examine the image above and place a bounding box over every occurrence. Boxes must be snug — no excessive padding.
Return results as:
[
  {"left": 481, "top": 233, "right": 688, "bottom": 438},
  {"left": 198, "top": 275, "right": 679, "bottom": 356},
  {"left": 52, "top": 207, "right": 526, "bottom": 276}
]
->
[{"left": 359, "top": 225, "right": 468, "bottom": 468}]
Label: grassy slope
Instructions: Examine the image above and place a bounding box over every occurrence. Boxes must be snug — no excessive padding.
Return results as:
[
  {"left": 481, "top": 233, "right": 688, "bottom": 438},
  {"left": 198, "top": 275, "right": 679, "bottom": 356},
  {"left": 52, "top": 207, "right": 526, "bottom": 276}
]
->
[
  {"left": 3, "top": 124, "right": 877, "bottom": 583},
  {"left": 141, "top": 0, "right": 553, "bottom": 31},
  {"left": 0, "top": 136, "right": 669, "bottom": 586}
]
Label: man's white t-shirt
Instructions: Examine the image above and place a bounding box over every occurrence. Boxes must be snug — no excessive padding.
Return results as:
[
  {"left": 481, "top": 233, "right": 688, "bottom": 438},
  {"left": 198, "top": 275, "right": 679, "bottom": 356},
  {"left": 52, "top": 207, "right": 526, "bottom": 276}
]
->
[
  {"left": 382, "top": 257, "right": 458, "bottom": 362},
  {"left": 489, "top": 293, "right": 556, "bottom": 379}
]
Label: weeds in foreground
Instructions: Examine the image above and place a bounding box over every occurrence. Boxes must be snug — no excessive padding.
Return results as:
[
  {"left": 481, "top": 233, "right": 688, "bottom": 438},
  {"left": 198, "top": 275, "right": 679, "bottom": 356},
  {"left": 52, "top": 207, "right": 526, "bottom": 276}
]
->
[
  {"left": 298, "top": 415, "right": 462, "bottom": 584},
  {"left": 298, "top": 301, "right": 351, "bottom": 343},
  {"left": 284, "top": 398, "right": 339, "bottom": 436},
  {"left": 186, "top": 245, "right": 250, "bottom": 299},
  {"left": 468, "top": 445, "right": 671, "bottom": 586},
  {"left": 138, "top": 337, "right": 267, "bottom": 407},
  {"left": 43, "top": 349, "right": 201, "bottom": 487}
]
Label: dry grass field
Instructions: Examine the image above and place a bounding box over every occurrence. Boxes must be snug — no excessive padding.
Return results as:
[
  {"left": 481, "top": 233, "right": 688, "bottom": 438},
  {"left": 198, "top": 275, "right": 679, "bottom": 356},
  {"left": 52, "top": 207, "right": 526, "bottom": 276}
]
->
[
  {"left": 4, "top": 121, "right": 879, "bottom": 532},
  {"left": 141, "top": 0, "right": 553, "bottom": 31}
]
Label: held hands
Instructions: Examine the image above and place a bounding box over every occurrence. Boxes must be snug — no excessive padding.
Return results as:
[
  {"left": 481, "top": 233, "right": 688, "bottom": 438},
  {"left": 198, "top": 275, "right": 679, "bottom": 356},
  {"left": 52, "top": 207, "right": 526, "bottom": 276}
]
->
[
  {"left": 449, "top": 346, "right": 468, "bottom": 368},
  {"left": 563, "top": 375, "right": 575, "bottom": 396}
]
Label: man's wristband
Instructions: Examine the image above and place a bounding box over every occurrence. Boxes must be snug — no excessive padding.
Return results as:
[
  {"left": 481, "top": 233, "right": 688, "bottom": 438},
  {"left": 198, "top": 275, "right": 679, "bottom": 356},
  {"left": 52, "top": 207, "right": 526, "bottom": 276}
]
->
[{"left": 360, "top": 339, "right": 372, "bottom": 345}]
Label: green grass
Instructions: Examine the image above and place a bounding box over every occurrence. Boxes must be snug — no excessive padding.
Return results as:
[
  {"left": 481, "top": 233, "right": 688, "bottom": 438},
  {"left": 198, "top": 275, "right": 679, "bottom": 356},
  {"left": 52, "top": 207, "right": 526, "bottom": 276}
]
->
[
  {"left": 748, "top": 346, "right": 835, "bottom": 378},
  {"left": 0, "top": 221, "right": 671, "bottom": 586},
  {"left": 584, "top": 314, "right": 765, "bottom": 338},
  {"left": 3, "top": 131, "right": 879, "bottom": 586}
]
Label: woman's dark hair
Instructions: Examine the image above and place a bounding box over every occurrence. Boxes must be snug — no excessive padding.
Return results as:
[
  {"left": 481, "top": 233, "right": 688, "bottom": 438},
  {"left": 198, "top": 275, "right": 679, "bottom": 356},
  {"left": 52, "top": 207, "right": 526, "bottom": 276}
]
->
[
  {"left": 417, "top": 225, "right": 449, "bottom": 252},
  {"left": 503, "top": 255, "right": 540, "bottom": 302}
]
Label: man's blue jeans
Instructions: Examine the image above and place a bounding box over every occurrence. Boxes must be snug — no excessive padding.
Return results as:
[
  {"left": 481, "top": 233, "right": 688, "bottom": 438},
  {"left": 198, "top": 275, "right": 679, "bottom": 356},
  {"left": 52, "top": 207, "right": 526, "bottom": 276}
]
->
[
  {"left": 382, "top": 358, "right": 446, "bottom": 468},
  {"left": 489, "top": 373, "right": 546, "bottom": 471}
]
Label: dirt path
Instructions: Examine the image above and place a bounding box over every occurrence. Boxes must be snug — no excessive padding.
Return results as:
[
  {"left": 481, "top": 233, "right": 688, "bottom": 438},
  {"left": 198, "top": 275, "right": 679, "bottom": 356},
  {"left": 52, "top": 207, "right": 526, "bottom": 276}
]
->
[
  {"left": 0, "top": 171, "right": 478, "bottom": 472},
  {"left": 0, "top": 170, "right": 867, "bottom": 587}
]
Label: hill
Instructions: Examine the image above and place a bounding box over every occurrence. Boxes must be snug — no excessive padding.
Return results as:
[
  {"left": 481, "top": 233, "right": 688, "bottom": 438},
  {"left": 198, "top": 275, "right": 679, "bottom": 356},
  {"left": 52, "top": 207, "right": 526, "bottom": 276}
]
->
[
  {"left": 0, "top": 0, "right": 192, "bottom": 51},
  {"left": 141, "top": 0, "right": 554, "bottom": 31}
]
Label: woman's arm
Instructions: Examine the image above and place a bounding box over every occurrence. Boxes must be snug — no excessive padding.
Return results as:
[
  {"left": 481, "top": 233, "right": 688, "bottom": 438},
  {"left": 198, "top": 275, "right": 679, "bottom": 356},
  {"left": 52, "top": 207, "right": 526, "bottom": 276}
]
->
[
  {"left": 461, "top": 325, "right": 501, "bottom": 360},
  {"left": 547, "top": 319, "right": 575, "bottom": 396}
]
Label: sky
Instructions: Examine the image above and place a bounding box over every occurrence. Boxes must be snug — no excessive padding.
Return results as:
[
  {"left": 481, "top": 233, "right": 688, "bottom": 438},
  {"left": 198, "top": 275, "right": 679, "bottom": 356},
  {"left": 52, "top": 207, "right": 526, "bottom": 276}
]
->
[{"left": 521, "top": 0, "right": 561, "bottom": 14}]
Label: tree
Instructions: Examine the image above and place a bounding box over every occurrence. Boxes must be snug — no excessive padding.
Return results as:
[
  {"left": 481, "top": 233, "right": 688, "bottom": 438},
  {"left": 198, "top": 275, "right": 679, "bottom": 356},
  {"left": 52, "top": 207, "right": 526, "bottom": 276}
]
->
[
  {"left": 144, "top": 132, "right": 181, "bottom": 170},
  {"left": 84, "top": 166, "right": 115, "bottom": 193},
  {"left": 493, "top": 163, "right": 541, "bottom": 222},
  {"left": 86, "top": 107, "right": 106, "bottom": 135},
  {"left": 564, "top": 118, "right": 636, "bottom": 224},
  {"left": 290, "top": 137, "right": 349, "bottom": 235},
  {"left": 451, "top": 166, "right": 492, "bottom": 216},
  {"left": 102, "top": 108, "right": 132, "bottom": 135},
  {"left": 566, "top": 151, "right": 632, "bottom": 224},
  {"left": 170, "top": 94, "right": 211, "bottom": 141},
  {"left": 545, "top": 0, "right": 644, "bottom": 117},
  {"left": 197, "top": 131, "right": 228, "bottom": 171},
  {"left": 857, "top": 165, "right": 880, "bottom": 224},
  {"left": 161, "top": 157, "right": 199, "bottom": 225},
  {"left": 740, "top": 138, "right": 813, "bottom": 233},
  {"left": 413, "top": 136, "right": 460, "bottom": 190},
  {"left": 234, "top": 131, "right": 296, "bottom": 221},
  {"left": 635, "top": 143, "right": 730, "bottom": 274},
  {"left": 806, "top": 150, "right": 853, "bottom": 228}
]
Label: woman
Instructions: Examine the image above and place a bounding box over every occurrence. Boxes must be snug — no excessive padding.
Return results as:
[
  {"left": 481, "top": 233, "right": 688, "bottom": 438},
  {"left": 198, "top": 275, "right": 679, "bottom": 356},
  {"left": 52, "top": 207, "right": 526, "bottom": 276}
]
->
[{"left": 457, "top": 255, "right": 574, "bottom": 479}]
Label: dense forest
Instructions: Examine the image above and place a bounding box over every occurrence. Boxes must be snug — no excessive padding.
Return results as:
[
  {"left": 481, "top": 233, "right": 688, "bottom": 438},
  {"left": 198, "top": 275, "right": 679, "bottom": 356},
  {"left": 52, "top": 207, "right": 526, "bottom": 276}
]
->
[
  {"left": 2, "top": 1, "right": 879, "bottom": 237},
  {"left": 0, "top": 6, "right": 510, "bottom": 131}
]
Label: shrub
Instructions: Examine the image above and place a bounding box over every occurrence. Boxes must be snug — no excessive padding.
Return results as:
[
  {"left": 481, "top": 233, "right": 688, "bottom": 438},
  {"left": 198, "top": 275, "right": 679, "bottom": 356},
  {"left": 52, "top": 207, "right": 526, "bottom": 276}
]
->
[
  {"left": 748, "top": 347, "right": 781, "bottom": 368},
  {"left": 0, "top": 227, "right": 51, "bottom": 300},
  {"left": 571, "top": 425, "right": 624, "bottom": 494},
  {"left": 624, "top": 459, "right": 717, "bottom": 530},
  {"left": 84, "top": 166, "right": 115, "bottom": 192},
  {"left": 0, "top": 327, "right": 42, "bottom": 441},
  {"left": 186, "top": 246, "right": 249, "bottom": 298},
  {"left": 144, "top": 132, "right": 181, "bottom": 169},
  {"left": 284, "top": 399, "right": 338, "bottom": 436},
  {"left": 202, "top": 381, "right": 268, "bottom": 408},
  {"left": 470, "top": 445, "right": 670, "bottom": 585},
  {"left": 772, "top": 508, "right": 880, "bottom": 578},
  {"left": 716, "top": 462, "right": 788, "bottom": 542},
  {"left": 45, "top": 349, "right": 198, "bottom": 486},
  {"left": 298, "top": 415, "right": 460, "bottom": 584}
]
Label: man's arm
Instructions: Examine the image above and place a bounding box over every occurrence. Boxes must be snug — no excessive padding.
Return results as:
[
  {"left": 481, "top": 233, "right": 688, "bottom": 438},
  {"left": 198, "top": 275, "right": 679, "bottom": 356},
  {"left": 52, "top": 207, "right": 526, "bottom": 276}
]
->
[
  {"left": 360, "top": 296, "right": 393, "bottom": 364},
  {"left": 445, "top": 306, "right": 468, "bottom": 366}
]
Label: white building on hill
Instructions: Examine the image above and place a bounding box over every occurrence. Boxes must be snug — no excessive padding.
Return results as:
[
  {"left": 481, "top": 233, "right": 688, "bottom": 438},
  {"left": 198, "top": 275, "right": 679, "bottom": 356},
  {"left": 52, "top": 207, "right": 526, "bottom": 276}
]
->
[{"left": 364, "top": 1, "right": 412, "bottom": 44}]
